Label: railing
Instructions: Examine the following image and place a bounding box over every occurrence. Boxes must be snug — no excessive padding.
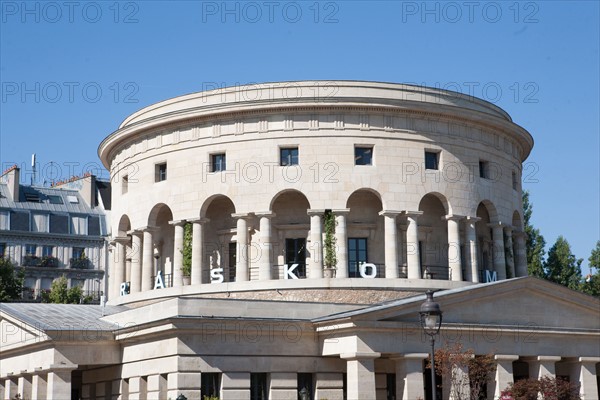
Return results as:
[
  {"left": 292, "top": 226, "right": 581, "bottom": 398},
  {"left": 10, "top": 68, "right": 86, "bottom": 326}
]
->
[
  {"left": 421, "top": 265, "right": 451, "bottom": 280},
  {"left": 151, "top": 273, "right": 173, "bottom": 288},
  {"left": 22, "top": 255, "right": 41, "bottom": 267},
  {"left": 70, "top": 257, "right": 91, "bottom": 269},
  {"left": 348, "top": 262, "right": 385, "bottom": 278}
]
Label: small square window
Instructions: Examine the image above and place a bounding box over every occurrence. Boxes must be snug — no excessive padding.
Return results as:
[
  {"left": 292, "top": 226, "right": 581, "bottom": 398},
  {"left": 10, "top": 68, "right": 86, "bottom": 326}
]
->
[
  {"left": 425, "top": 151, "right": 439, "bottom": 170},
  {"left": 512, "top": 171, "right": 518, "bottom": 190},
  {"left": 211, "top": 154, "right": 226, "bottom": 172},
  {"left": 280, "top": 147, "right": 299, "bottom": 166},
  {"left": 67, "top": 195, "right": 79, "bottom": 204},
  {"left": 122, "top": 175, "right": 129, "bottom": 194},
  {"left": 355, "top": 146, "right": 373, "bottom": 166},
  {"left": 479, "top": 160, "right": 489, "bottom": 179},
  {"left": 155, "top": 163, "right": 167, "bottom": 182}
]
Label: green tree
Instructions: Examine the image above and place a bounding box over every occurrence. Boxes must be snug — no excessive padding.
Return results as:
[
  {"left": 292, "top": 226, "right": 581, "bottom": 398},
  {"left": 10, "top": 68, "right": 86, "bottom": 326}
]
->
[
  {"left": 580, "top": 240, "right": 600, "bottom": 297},
  {"left": 523, "top": 191, "right": 546, "bottom": 278},
  {"left": 323, "top": 210, "right": 337, "bottom": 268},
  {"left": 47, "top": 275, "right": 83, "bottom": 304},
  {"left": 0, "top": 258, "right": 24, "bottom": 301},
  {"left": 544, "top": 236, "right": 582, "bottom": 290}
]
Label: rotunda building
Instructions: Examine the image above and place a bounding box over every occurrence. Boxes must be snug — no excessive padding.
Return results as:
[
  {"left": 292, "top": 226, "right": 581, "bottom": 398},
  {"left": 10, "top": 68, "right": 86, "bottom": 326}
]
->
[{"left": 98, "top": 81, "right": 534, "bottom": 305}]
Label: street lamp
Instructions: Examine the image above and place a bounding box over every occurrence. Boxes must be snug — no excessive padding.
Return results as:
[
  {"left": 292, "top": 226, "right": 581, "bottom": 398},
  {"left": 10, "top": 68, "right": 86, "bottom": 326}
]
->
[{"left": 419, "top": 290, "right": 443, "bottom": 400}]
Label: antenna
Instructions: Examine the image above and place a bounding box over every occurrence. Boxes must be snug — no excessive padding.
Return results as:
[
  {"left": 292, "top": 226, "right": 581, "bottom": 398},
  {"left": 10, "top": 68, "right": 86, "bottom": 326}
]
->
[{"left": 31, "top": 153, "right": 36, "bottom": 185}]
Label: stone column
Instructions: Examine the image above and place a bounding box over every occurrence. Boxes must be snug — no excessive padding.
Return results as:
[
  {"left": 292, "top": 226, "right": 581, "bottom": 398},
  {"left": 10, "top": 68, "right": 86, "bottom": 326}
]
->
[
  {"left": 405, "top": 212, "right": 423, "bottom": 279},
  {"left": 256, "top": 212, "right": 275, "bottom": 281},
  {"left": 334, "top": 209, "right": 350, "bottom": 278},
  {"left": 489, "top": 222, "right": 507, "bottom": 280},
  {"left": 18, "top": 374, "right": 32, "bottom": 400},
  {"left": 393, "top": 353, "right": 427, "bottom": 400},
  {"left": 341, "top": 352, "right": 380, "bottom": 400},
  {"left": 444, "top": 215, "right": 464, "bottom": 281},
  {"left": 190, "top": 218, "right": 209, "bottom": 285},
  {"left": 129, "top": 230, "right": 143, "bottom": 293},
  {"left": 4, "top": 377, "right": 17, "bottom": 400},
  {"left": 465, "top": 216, "right": 480, "bottom": 283},
  {"left": 112, "top": 238, "right": 127, "bottom": 298},
  {"left": 31, "top": 371, "right": 47, "bottom": 400},
  {"left": 514, "top": 231, "right": 528, "bottom": 277},
  {"left": 492, "top": 355, "right": 519, "bottom": 399},
  {"left": 314, "top": 373, "right": 344, "bottom": 400},
  {"left": 170, "top": 220, "right": 186, "bottom": 287},
  {"left": 233, "top": 214, "right": 251, "bottom": 282},
  {"left": 220, "top": 372, "right": 250, "bottom": 400},
  {"left": 142, "top": 227, "right": 157, "bottom": 291},
  {"left": 575, "top": 357, "right": 600, "bottom": 400},
  {"left": 269, "top": 372, "right": 296, "bottom": 400},
  {"left": 47, "top": 367, "right": 75, "bottom": 400},
  {"left": 528, "top": 356, "right": 561, "bottom": 379},
  {"left": 448, "top": 361, "right": 470, "bottom": 400},
  {"left": 307, "top": 209, "right": 325, "bottom": 279},
  {"left": 399, "top": 225, "right": 407, "bottom": 275},
  {"left": 380, "top": 211, "right": 402, "bottom": 279},
  {"left": 504, "top": 226, "right": 516, "bottom": 278}
]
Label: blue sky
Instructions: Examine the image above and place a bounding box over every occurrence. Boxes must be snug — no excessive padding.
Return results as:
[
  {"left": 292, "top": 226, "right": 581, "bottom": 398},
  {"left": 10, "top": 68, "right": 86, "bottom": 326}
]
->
[{"left": 1, "top": 1, "right": 598, "bottom": 272}]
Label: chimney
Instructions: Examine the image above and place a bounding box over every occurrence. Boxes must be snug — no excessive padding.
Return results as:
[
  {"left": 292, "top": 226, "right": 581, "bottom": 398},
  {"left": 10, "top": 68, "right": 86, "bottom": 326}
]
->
[
  {"left": 52, "top": 173, "right": 97, "bottom": 208},
  {"left": 0, "top": 165, "right": 20, "bottom": 202}
]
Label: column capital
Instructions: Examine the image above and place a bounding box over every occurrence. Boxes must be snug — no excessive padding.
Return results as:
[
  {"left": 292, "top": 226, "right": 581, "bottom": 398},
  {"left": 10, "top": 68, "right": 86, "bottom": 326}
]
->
[
  {"left": 512, "top": 230, "right": 526, "bottom": 238},
  {"left": 332, "top": 208, "right": 351, "bottom": 215},
  {"left": 443, "top": 214, "right": 465, "bottom": 221},
  {"left": 168, "top": 219, "right": 187, "bottom": 226},
  {"left": 340, "top": 352, "right": 381, "bottom": 360},
  {"left": 465, "top": 216, "right": 481, "bottom": 223},
  {"left": 232, "top": 212, "right": 253, "bottom": 219},
  {"left": 487, "top": 222, "right": 506, "bottom": 229},
  {"left": 127, "top": 229, "right": 143, "bottom": 237},
  {"left": 307, "top": 209, "right": 326, "bottom": 216},
  {"left": 48, "top": 363, "right": 78, "bottom": 372},
  {"left": 504, "top": 225, "right": 514, "bottom": 234},
  {"left": 403, "top": 211, "right": 423, "bottom": 218},
  {"left": 188, "top": 217, "right": 210, "bottom": 224},
  {"left": 255, "top": 211, "right": 276, "bottom": 218},
  {"left": 379, "top": 210, "right": 403, "bottom": 217},
  {"left": 389, "top": 353, "right": 429, "bottom": 361},
  {"left": 579, "top": 356, "right": 600, "bottom": 363},
  {"left": 494, "top": 354, "right": 520, "bottom": 361},
  {"left": 523, "top": 356, "right": 562, "bottom": 362}
]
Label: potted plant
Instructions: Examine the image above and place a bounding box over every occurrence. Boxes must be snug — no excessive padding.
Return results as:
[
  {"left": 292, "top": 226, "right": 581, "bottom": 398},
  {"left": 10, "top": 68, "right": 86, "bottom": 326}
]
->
[{"left": 323, "top": 210, "right": 337, "bottom": 278}]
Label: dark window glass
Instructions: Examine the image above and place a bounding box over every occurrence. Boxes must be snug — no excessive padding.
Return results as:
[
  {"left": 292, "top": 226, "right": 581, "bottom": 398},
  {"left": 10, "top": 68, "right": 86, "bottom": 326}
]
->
[
  {"left": 72, "top": 247, "right": 85, "bottom": 259},
  {"left": 88, "top": 216, "right": 101, "bottom": 236},
  {"left": 425, "top": 151, "right": 439, "bottom": 170},
  {"left": 25, "top": 244, "right": 37, "bottom": 256},
  {"left": 10, "top": 211, "right": 29, "bottom": 231},
  {"left": 0, "top": 243, "right": 6, "bottom": 258},
  {"left": 50, "top": 214, "right": 69, "bottom": 234},
  {"left": 512, "top": 171, "right": 518, "bottom": 190},
  {"left": 250, "top": 373, "right": 268, "bottom": 400},
  {"left": 201, "top": 373, "right": 221, "bottom": 399},
  {"left": 479, "top": 160, "right": 489, "bottom": 179},
  {"left": 280, "top": 147, "right": 299, "bottom": 166},
  {"left": 47, "top": 195, "right": 63, "bottom": 204},
  {"left": 156, "top": 163, "right": 167, "bottom": 182},
  {"left": 386, "top": 374, "right": 396, "bottom": 400},
  {"left": 355, "top": 147, "right": 373, "bottom": 165},
  {"left": 297, "top": 373, "right": 313, "bottom": 400},
  {"left": 348, "top": 238, "right": 368, "bottom": 278},
  {"left": 285, "top": 238, "right": 306, "bottom": 278},
  {"left": 228, "top": 242, "right": 236, "bottom": 282},
  {"left": 42, "top": 245, "right": 53, "bottom": 257},
  {"left": 211, "top": 154, "right": 226, "bottom": 172}
]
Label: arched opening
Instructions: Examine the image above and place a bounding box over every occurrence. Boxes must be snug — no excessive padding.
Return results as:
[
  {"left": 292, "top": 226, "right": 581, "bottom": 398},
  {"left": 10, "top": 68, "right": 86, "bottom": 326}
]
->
[
  {"left": 202, "top": 196, "right": 236, "bottom": 283},
  {"left": 512, "top": 211, "right": 523, "bottom": 232},
  {"left": 271, "top": 190, "right": 311, "bottom": 279},
  {"left": 476, "top": 201, "right": 496, "bottom": 281},
  {"left": 148, "top": 203, "right": 174, "bottom": 287},
  {"left": 418, "top": 193, "right": 450, "bottom": 280},
  {"left": 117, "top": 214, "right": 132, "bottom": 284},
  {"left": 345, "top": 189, "right": 383, "bottom": 278}
]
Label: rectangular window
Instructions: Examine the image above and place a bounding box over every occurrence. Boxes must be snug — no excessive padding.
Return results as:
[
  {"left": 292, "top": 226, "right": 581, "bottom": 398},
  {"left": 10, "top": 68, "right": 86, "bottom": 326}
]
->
[
  {"left": 42, "top": 245, "right": 54, "bottom": 257},
  {"left": 155, "top": 163, "right": 167, "bottom": 182},
  {"left": 122, "top": 175, "right": 129, "bottom": 194},
  {"left": 355, "top": 146, "right": 373, "bottom": 165},
  {"left": 0, "top": 243, "right": 6, "bottom": 258},
  {"left": 0, "top": 211, "right": 9, "bottom": 230},
  {"left": 348, "top": 238, "right": 368, "bottom": 278},
  {"left": 425, "top": 151, "right": 439, "bottom": 170},
  {"left": 71, "top": 215, "right": 88, "bottom": 235},
  {"left": 10, "top": 211, "right": 29, "bottom": 231},
  {"left": 50, "top": 214, "right": 69, "bottom": 234},
  {"left": 47, "top": 195, "right": 63, "bottom": 205},
  {"left": 88, "top": 216, "right": 101, "bottom": 236},
  {"left": 280, "top": 147, "right": 299, "bottom": 166},
  {"left": 512, "top": 171, "right": 518, "bottom": 190},
  {"left": 72, "top": 247, "right": 85, "bottom": 260},
  {"left": 25, "top": 244, "right": 37, "bottom": 256},
  {"left": 479, "top": 160, "right": 489, "bottom": 179},
  {"left": 201, "top": 373, "right": 221, "bottom": 399},
  {"left": 31, "top": 213, "right": 49, "bottom": 233},
  {"left": 250, "top": 373, "right": 268, "bottom": 400},
  {"left": 285, "top": 238, "right": 307, "bottom": 278},
  {"left": 211, "top": 154, "right": 226, "bottom": 172},
  {"left": 297, "top": 373, "right": 313, "bottom": 400}
]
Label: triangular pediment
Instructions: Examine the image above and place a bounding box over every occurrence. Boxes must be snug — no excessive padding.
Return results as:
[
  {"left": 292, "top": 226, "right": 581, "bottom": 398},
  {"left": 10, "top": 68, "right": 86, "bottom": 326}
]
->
[{"left": 316, "top": 277, "right": 600, "bottom": 331}]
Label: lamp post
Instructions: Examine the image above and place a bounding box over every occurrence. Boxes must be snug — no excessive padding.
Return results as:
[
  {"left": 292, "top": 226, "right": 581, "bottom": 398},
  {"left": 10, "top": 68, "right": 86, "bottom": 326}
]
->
[{"left": 419, "top": 290, "right": 443, "bottom": 400}]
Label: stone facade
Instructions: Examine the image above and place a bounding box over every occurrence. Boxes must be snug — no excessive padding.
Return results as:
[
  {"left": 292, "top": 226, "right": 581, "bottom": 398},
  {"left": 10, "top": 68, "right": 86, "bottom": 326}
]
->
[{"left": 97, "top": 81, "right": 534, "bottom": 303}]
